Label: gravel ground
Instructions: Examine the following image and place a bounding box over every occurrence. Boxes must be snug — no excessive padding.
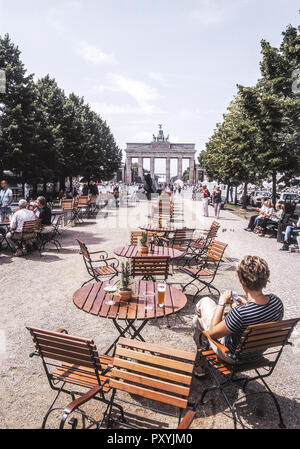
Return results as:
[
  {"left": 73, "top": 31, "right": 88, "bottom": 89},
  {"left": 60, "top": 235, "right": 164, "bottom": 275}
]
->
[{"left": 0, "top": 193, "right": 299, "bottom": 430}]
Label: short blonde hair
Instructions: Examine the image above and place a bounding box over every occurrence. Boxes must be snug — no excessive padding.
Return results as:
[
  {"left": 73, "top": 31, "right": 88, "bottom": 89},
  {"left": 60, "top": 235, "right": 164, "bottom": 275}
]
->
[{"left": 236, "top": 255, "right": 270, "bottom": 291}]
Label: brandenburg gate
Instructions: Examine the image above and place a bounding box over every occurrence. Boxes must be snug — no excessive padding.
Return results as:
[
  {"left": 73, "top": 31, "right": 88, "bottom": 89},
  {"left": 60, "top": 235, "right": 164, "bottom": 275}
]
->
[{"left": 124, "top": 125, "right": 196, "bottom": 184}]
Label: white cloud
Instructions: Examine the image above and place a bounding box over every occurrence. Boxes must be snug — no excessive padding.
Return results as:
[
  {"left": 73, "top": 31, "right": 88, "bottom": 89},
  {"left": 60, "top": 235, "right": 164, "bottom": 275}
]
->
[
  {"left": 78, "top": 42, "right": 117, "bottom": 65},
  {"left": 109, "top": 74, "right": 162, "bottom": 106},
  {"left": 92, "top": 73, "right": 164, "bottom": 116}
]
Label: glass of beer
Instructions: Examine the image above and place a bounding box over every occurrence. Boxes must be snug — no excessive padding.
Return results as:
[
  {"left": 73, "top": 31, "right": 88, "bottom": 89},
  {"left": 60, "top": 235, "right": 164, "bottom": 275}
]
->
[{"left": 157, "top": 282, "right": 166, "bottom": 307}]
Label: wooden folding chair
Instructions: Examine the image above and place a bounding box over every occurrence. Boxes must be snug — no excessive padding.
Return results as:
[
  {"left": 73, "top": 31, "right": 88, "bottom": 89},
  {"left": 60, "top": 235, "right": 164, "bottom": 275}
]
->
[
  {"left": 76, "top": 238, "right": 119, "bottom": 286},
  {"left": 187, "top": 221, "right": 220, "bottom": 265},
  {"left": 26, "top": 326, "right": 125, "bottom": 429},
  {"left": 197, "top": 317, "right": 300, "bottom": 429},
  {"left": 131, "top": 255, "right": 171, "bottom": 281},
  {"left": 12, "top": 219, "right": 41, "bottom": 255},
  {"left": 76, "top": 196, "right": 91, "bottom": 218},
  {"left": 180, "top": 240, "right": 228, "bottom": 301},
  {"left": 130, "top": 230, "right": 157, "bottom": 246},
  {"left": 160, "top": 228, "right": 196, "bottom": 263},
  {"left": 106, "top": 337, "right": 197, "bottom": 429}
]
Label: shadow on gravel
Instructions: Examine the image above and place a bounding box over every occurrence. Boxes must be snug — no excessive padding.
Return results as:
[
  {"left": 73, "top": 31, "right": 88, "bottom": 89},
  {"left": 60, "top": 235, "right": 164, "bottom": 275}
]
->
[{"left": 190, "top": 373, "right": 300, "bottom": 429}]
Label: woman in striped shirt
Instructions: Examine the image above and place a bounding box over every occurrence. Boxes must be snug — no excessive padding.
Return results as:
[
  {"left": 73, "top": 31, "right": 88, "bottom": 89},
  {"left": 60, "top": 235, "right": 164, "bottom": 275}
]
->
[{"left": 192, "top": 255, "right": 284, "bottom": 374}]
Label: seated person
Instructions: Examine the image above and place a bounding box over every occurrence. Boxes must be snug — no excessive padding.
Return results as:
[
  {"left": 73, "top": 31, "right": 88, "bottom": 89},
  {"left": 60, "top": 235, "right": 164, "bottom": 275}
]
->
[
  {"left": 35, "top": 196, "right": 53, "bottom": 234},
  {"left": 280, "top": 217, "right": 300, "bottom": 251},
  {"left": 244, "top": 198, "right": 267, "bottom": 231},
  {"left": 35, "top": 196, "right": 51, "bottom": 224},
  {"left": 6, "top": 199, "right": 37, "bottom": 256},
  {"left": 192, "top": 255, "right": 284, "bottom": 376},
  {"left": 258, "top": 203, "right": 284, "bottom": 236},
  {"left": 253, "top": 200, "right": 274, "bottom": 231}
]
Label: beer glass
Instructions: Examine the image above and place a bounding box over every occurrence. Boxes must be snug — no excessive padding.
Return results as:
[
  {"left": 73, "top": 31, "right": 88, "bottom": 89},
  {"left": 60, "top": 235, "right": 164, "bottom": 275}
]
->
[{"left": 157, "top": 282, "right": 166, "bottom": 307}]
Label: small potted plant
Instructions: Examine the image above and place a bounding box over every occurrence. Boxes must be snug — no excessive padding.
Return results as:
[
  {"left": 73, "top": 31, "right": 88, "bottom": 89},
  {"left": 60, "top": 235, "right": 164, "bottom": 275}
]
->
[
  {"left": 139, "top": 231, "right": 148, "bottom": 254},
  {"left": 119, "top": 261, "right": 132, "bottom": 301}
]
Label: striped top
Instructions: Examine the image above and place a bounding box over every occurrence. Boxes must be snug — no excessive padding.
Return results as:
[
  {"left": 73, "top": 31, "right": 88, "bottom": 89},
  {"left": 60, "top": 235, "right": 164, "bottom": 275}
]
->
[{"left": 224, "top": 294, "right": 284, "bottom": 355}]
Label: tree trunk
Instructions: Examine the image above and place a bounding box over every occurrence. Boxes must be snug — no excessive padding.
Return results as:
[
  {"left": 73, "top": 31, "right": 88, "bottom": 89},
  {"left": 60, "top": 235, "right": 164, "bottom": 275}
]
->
[
  {"left": 59, "top": 176, "right": 66, "bottom": 191},
  {"left": 226, "top": 182, "right": 230, "bottom": 203},
  {"left": 242, "top": 182, "right": 248, "bottom": 209},
  {"left": 272, "top": 172, "right": 277, "bottom": 207},
  {"left": 234, "top": 185, "right": 238, "bottom": 205},
  {"left": 69, "top": 176, "right": 73, "bottom": 190},
  {"left": 33, "top": 183, "right": 38, "bottom": 198}
]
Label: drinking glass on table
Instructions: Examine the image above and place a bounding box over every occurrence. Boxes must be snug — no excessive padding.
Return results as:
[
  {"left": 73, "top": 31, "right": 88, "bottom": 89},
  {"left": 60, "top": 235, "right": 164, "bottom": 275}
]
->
[
  {"left": 157, "top": 282, "right": 166, "bottom": 307},
  {"left": 104, "top": 284, "right": 117, "bottom": 305},
  {"left": 143, "top": 291, "right": 155, "bottom": 310}
]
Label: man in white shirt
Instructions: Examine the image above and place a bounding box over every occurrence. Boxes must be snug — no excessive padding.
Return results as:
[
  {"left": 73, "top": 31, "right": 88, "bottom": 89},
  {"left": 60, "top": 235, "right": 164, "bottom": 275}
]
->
[
  {"left": 6, "top": 199, "right": 37, "bottom": 256},
  {"left": 0, "top": 180, "right": 13, "bottom": 222},
  {"left": 244, "top": 197, "right": 267, "bottom": 232}
]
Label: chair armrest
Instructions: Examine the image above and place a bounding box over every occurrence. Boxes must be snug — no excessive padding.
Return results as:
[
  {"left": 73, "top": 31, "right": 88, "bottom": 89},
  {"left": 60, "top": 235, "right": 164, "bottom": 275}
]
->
[
  {"left": 59, "top": 384, "right": 108, "bottom": 428},
  {"left": 56, "top": 328, "right": 68, "bottom": 334},
  {"left": 201, "top": 331, "right": 230, "bottom": 353},
  {"left": 88, "top": 250, "right": 109, "bottom": 257},
  {"left": 103, "top": 257, "right": 120, "bottom": 267},
  {"left": 177, "top": 410, "right": 196, "bottom": 429},
  {"left": 92, "top": 257, "right": 120, "bottom": 267}
]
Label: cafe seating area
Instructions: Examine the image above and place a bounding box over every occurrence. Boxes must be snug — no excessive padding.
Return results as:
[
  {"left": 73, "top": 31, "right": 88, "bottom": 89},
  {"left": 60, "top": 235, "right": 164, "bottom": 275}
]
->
[{"left": 3, "top": 189, "right": 293, "bottom": 430}]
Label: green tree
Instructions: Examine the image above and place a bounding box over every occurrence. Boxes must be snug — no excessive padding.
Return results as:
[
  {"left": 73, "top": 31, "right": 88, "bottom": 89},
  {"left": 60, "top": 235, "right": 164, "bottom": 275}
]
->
[{"left": 0, "top": 34, "right": 41, "bottom": 187}]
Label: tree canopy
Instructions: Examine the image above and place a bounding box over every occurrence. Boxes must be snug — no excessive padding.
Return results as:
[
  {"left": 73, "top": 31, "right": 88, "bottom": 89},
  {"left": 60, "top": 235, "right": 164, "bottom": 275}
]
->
[
  {"left": 199, "top": 24, "right": 300, "bottom": 206},
  {"left": 0, "top": 34, "right": 122, "bottom": 191}
]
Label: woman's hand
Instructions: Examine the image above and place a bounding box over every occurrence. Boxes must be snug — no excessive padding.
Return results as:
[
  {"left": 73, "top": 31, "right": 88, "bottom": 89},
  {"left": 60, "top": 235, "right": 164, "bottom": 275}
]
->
[{"left": 219, "top": 290, "right": 232, "bottom": 304}]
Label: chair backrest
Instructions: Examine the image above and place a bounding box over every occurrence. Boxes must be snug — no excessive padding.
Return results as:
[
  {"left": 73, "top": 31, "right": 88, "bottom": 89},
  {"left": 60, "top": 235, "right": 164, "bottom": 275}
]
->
[
  {"left": 110, "top": 337, "right": 196, "bottom": 410},
  {"left": 204, "top": 221, "right": 220, "bottom": 243},
  {"left": 61, "top": 199, "right": 74, "bottom": 210},
  {"left": 172, "top": 228, "right": 195, "bottom": 244},
  {"left": 26, "top": 326, "right": 104, "bottom": 387},
  {"left": 76, "top": 238, "right": 90, "bottom": 261},
  {"left": 131, "top": 256, "right": 170, "bottom": 280},
  {"left": 22, "top": 219, "right": 40, "bottom": 233},
  {"left": 206, "top": 240, "right": 227, "bottom": 262},
  {"left": 235, "top": 318, "right": 300, "bottom": 356},
  {"left": 78, "top": 196, "right": 90, "bottom": 205},
  {"left": 130, "top": 231, "right": 157, "bottom": 246}
]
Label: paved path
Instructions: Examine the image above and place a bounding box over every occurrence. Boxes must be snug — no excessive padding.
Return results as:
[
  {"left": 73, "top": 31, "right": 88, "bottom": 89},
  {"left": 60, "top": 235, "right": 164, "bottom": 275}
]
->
[{"left": 0, "top": 193, "right": 299, "bottom": 429}]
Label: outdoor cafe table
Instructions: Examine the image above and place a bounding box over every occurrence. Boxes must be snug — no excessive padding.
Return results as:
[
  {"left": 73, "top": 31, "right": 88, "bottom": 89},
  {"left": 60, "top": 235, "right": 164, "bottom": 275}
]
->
[
  {"left": 73, "top": 280, "right": 187, "bottom": 355},
  {"left": 113, "top": 244, "right": 183, "bottom": 259},
  {"left": 139, "top": 223, "right": 183, "bottom": 233}
]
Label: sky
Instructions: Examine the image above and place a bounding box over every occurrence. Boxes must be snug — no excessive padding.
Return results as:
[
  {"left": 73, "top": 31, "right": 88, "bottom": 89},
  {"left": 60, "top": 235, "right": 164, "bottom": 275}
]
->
[{"left": 0, "top": 0, "right": 299, "bottom": 165}]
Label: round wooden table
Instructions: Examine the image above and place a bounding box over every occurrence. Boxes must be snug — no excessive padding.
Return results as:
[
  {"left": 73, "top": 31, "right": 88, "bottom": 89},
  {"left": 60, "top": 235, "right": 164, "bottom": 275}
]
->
[
  {"left": 114, "top": 245, "right": 183, "bottom": 259},
  {"left": 139, "top": 223, "right": 178, "bottom": 233},
  {"left": 73, "top": 280, "right": 187, "bottom": 355}
]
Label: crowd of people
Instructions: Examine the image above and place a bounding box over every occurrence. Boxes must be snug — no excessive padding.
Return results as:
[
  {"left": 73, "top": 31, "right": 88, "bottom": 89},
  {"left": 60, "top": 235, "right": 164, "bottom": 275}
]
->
[
  {"left": 244, "top": 196, "right": 300, "bottom": 251},
  {"left": 1, "top": 194, "right": 53, "bottom": 256}
]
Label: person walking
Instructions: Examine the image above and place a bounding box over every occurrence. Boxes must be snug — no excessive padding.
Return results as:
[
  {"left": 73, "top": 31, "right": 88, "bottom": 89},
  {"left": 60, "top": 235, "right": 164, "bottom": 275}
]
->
[
  {"left": 201, "top": 184, "right": 210, "bottom": 217},
  {"left": 212, "top": 185, "right": 222, "bottom": 219},
  {"left": 0, "top": 180, "right": 13, "bottom": 222}
]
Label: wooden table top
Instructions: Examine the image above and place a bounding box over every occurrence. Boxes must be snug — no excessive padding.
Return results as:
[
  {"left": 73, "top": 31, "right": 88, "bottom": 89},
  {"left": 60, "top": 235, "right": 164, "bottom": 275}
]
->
[
  {"left": 139, "top": 223, "right": 178, "bottom": 233},
  {"left": 114, "top": 245, "right": 183, "bottom": 259},
  {"left": 73, "top": 280, "right": 187, "bottom": 321}
]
